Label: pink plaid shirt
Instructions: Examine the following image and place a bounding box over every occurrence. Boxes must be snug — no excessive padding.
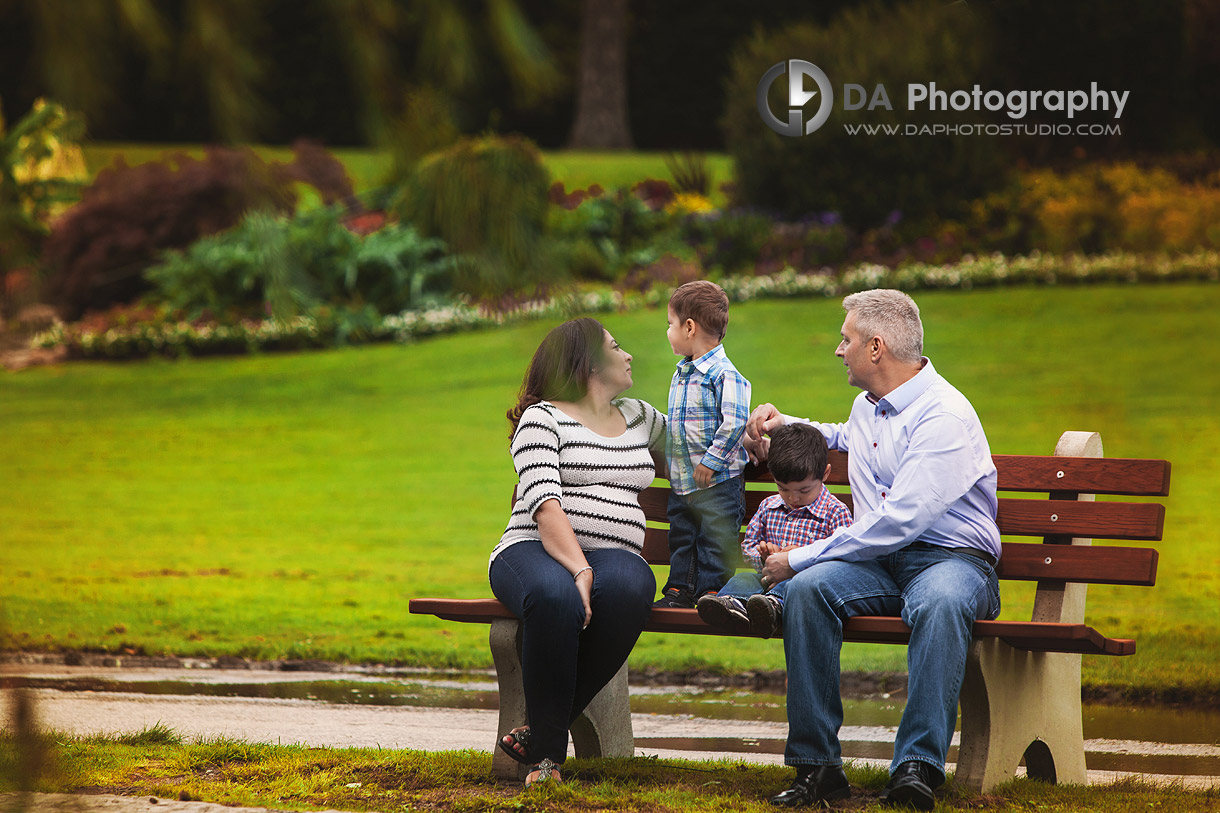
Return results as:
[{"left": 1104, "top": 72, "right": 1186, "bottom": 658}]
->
[{"left": 741, "top": 487, "right": 853, "bottom": 569}]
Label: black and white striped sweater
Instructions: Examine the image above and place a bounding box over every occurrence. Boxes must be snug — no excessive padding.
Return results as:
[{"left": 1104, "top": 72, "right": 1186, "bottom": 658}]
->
[{"left": 491, "top": 399, "right": 667, "bottom": 567}]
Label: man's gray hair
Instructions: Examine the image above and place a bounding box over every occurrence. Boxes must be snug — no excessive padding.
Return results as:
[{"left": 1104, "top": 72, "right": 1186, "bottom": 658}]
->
[{"left": 842, "top": 289, "right": 923, "bottom": 364}]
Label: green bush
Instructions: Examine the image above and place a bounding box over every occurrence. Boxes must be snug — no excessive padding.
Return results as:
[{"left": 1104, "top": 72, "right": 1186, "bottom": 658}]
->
[
  {"left": 550, "top": 190, "right": 690, "bottom": 282},
  {"left": 42, "top": 143, "right": 353, "bottom": 319},
  {"left": 395, "top": 134, "right": 555, "bottom": 300},
  {"left": 723, "top": 0, "right": 1008, "bottom": 228},
  {"left": 145, "top": 207, "right": 455, "bottom": 320}
]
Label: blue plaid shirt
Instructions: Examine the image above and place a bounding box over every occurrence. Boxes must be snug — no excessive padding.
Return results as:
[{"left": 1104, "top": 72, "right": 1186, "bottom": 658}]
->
[{"left": 667, "top": 344, "right": 751, "bottom": 496}]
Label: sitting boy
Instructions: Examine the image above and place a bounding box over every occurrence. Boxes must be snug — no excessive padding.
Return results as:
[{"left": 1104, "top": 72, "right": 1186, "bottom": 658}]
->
[{"left": 696, "top": 423, "right": 852, "bottom": 638}]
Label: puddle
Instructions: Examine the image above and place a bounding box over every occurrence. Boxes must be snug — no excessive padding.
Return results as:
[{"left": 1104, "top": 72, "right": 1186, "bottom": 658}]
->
[{"left": 6, "top": 671, "right": 1218, "bottom": 778}]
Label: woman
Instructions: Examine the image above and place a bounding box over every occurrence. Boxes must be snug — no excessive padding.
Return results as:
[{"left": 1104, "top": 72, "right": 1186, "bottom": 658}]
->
[{"left": 490, "top": 317, "right": 665, "bottom": 787}]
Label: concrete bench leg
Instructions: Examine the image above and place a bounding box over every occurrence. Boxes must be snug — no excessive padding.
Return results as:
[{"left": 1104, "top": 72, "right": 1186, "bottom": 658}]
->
[
  {"left": 489, "top": 617, "right": 634, "bottom": 780},
  {"left": 956, "top": 639, "right": 1087, "bottom": 792},
  {"left": 956, "top": 430, "right": 1101, "bottom": 792}
]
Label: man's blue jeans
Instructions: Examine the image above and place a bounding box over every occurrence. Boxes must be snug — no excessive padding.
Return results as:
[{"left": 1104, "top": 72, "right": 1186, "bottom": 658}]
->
[
  {"left": 782, "top": 543, "right": 1000, "bottom": 778},
  {"left": 489, "top": 541, "right": 655, "bottom": 763},
  {"left": 717, "top": 570, "right": 791, "bottom": 605},
  {"left": 664, "top": 476, "right": 746, "bottom": 597}
]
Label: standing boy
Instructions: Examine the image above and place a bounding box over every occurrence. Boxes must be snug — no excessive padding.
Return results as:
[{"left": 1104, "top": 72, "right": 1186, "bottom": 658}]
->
[
  {"left": 696, "top": 423, "right": 852, "bottom": 637},
  {"left": 655, "top": 280, "right": 751, "bottom": 608}
]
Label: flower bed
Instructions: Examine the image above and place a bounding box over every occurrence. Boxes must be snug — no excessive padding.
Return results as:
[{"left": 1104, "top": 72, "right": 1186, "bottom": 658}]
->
[{"left": 31, "top": 251, "right": 1220, "bottom": 361}]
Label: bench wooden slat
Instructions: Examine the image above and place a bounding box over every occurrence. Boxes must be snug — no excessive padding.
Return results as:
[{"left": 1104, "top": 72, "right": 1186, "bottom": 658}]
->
[
  {"left": 755, "top": 452, "right": 1170, "bottom": 496},
  {"left": 996, "top": 542, "right": 1158, "bottom": 586},
  {"left": 408, "top": 600, "right": 1135, "bottom": 656},
  {"left": 641, "top": 489, "right": 1164, "bottom": 542},
  {"left": 996, "top": 499, "right": 1164, "bottom": 540},
  {"left": 644, "top": 532, "right": 1159, "bottom": 586}
]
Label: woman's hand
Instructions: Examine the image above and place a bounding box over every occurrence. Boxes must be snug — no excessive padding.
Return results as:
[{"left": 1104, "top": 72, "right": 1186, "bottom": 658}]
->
[{"left": 574, "top": 568, "right": 594, "bottom": 628}]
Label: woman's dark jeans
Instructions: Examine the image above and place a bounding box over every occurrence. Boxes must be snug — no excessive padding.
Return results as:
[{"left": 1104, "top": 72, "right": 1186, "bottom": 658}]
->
[{"left": 489, "top": 541, "right": 656, "bottom": 763}]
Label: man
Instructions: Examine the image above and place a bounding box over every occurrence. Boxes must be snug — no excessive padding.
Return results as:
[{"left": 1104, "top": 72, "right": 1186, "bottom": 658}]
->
[{"left": 745, "top": 289, "right": 1001, "bottom": 811}]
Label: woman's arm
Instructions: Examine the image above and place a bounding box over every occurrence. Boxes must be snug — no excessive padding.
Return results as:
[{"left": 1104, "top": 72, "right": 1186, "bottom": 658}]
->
[{"left": 534, "top": 500, "right": 593, "bottom": 628}]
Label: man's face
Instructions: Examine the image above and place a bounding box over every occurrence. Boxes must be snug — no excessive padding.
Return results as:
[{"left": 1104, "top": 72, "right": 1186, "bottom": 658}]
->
[{"left": 835, "top": 311, "right": 870, "bottom": 390}]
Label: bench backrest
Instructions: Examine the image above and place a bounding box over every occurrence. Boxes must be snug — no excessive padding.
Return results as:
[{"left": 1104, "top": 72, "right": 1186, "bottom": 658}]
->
[{"left": 636, "top": 447, "right": 1171, "bottom": 590}]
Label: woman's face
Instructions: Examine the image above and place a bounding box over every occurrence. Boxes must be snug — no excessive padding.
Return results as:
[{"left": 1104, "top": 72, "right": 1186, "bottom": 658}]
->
[{"left": 593, "top": 330, "right": 633, "bottom": 395}]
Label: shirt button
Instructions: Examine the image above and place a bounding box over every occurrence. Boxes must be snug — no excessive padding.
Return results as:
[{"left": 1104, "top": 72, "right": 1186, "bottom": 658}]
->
[
  {"left": 873, "top": 442, "right": 877, "bottom": 448},
  {"left": 881, "top": 492, "right": 887, "bottom": 498},
  {"left": 881, "top": 410, "right": 887, "bottom": 416}
]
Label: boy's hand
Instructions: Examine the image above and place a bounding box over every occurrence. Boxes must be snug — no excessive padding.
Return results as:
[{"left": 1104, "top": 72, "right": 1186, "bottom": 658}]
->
[
  {"left": 757, "top": 541, "right": 781, "bottom": 562},
  {"left": 694, "top": 463, "right": 714, "bottom": 489}
]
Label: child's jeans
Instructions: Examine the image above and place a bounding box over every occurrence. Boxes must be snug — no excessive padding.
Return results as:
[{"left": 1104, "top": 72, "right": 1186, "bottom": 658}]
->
[
  {"left": 717, "top": 570, "right": 790, "bottom": 605},
  {"left": 664, "top": 475, "right": 745, "bottom": 597}
]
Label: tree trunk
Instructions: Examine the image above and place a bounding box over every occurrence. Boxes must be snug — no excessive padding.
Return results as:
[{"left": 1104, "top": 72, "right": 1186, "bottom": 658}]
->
[{"left": 567, "top": 0, "right": 633, "bottom": 149}]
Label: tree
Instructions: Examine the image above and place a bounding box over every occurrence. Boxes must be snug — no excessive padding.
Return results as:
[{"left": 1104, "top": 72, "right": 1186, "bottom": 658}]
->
[
  {"left": 568, "top": 0, "right": 633, "bottom": 149},
  {"left": 2, "top": 0, "right": 561, "bottom": 145}
]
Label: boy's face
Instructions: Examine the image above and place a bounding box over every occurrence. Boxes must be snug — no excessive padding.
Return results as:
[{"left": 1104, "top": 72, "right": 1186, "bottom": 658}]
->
[
  {"left": 775, "top": 476, "right": 824, "bottom": 509},
  {"left": 666, "top": 307, "right": 695, "bottom": 357}
]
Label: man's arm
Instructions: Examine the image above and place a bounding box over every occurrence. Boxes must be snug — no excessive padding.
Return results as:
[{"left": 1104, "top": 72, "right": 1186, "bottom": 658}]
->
[
  {"left": 783, "top": 410, "right": 986, "bottom": 572},
  {"left": 744, "top": 403, "right": 849, "bottom": 463}
]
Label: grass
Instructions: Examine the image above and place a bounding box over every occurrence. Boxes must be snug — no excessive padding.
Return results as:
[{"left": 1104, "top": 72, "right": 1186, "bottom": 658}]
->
[
  {"left": 3, "top": 729, "right": 1217, "bottom": 812},
  {"left": 81, "top": 143, "right": 735, "bottom": 203},
  {"left": 2, "top": 284, "right": 1219, "bottom": 696}
]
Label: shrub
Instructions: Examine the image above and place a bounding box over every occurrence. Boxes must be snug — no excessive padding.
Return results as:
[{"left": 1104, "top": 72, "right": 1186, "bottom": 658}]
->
[
  {"left": 968, "top": 162, "right": 1220, "bottom": 255},
  {"left": 723, "top": 0, "right": 1007, "bottom": 228},
  {"left": 395, "top": 134, "right": 555, "bottom": 300},
  {"left": 42, "top": 142, "right": 352, "bottom": 318},
  {"left": 0, "top": 98, "right": 86, "bottom": 312},
  {"left": 146, "top": 207, "right": 455, "bottom": 320},
  {"left": 550, "top": 189, "right": 691, "bottom": 283}
]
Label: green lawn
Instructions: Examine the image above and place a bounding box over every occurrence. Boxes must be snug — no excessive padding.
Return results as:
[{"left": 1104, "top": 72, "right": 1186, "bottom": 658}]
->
[
  {"left": 82, "top": 143, "right": 734, "bottom": 202},
  {"left": 2, "top": 284, "right": 1219, "bottom": 695},
  {"left": 7, "top": 730, "right": 1218, "bottom": 813}
]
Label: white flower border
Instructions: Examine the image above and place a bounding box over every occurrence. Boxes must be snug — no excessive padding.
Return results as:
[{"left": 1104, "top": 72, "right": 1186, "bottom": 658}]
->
[{"left": 31, "top": 250, "right": 1220, "bottom": 360}]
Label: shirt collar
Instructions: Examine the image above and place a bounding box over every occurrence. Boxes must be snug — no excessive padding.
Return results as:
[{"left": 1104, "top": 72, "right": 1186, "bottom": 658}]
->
[
  {"left": 772, "top": 485, "right": 830, "bottom": 517},
  {"left": 875, "top": 357, "right": 936, "bottom": 414},
  {"left": 676, "top": 344, "right": 725, "bottom": 375}
]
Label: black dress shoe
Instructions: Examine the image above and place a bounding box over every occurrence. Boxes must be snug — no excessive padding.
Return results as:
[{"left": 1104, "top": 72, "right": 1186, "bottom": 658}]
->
[
  {"left": 880, "top": 761, "right": 944, "bottom": 811},
  {"left": 769, "top": 765, "right": 850, "bottom": 807}
]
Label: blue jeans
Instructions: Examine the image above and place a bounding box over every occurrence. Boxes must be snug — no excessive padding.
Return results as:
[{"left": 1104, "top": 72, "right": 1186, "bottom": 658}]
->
[
  {"left": 664, "top": 476, "right": 746, "bottom": 597},
  {"left": 489, "top": 541, "right": 655, "bottom": 763},
  {"left": 717, "top": 570, "right": 790, "bottom": 605},
  {"left": 782, "top": 543, "right": 1000, "bottom": 778}
]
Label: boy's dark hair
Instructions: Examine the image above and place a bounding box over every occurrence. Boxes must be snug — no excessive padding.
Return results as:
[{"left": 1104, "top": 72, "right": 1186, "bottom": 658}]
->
[
  {"left": 768, "top": 423, "right": 829, "bottom": 484},
  {"left": 669, "top": 280, "right": 729, "bottom": 340}
]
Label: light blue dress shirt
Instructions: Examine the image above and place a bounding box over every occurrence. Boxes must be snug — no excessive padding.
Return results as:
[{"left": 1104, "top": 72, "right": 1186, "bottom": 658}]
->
[{"left": 786, "top": 359, "right": 1001, "bottom": 571}]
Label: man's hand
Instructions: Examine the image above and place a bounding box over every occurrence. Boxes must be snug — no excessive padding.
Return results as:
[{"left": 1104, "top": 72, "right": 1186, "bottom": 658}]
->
[
  {"left": 745, "top": 404, "right": 784, "bottom": 463},
  {"left": 694, "top": 463, "right": 714, "bottom": 489},
  {"left": 760, "top": 549, "right": 797, "bottom": 588}
]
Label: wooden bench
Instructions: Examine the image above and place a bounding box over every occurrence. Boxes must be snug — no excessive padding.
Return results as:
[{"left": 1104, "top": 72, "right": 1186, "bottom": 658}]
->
[{"left": 409, "top": 431, "right": 1171, "bottom": 791}]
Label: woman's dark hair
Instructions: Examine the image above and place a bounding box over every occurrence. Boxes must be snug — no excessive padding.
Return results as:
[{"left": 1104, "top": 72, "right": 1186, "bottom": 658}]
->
[{"left": 507, "top": 318, "right": 607, "bottom": 438}]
